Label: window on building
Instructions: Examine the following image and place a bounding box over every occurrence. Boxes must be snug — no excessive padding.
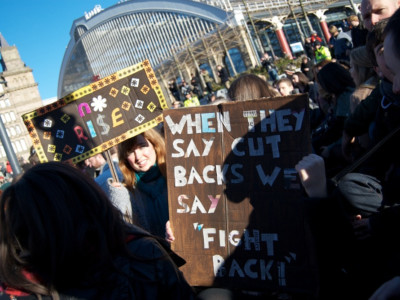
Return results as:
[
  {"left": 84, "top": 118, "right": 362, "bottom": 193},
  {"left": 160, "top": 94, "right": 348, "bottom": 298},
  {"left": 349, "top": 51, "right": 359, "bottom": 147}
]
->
[
  {"left": 15, "top": 141, "right": 22, "bottom": 153},
  {"left": 0, "top": 99, "right": 11, "bottom": 107},
  {"left": 6, "top": 128, "right": 10, "bottom": 137},
  {"left": 10, "top": 127, "right": 16, "bottom": 136},
  {"left": 16, "top": 125, "right": 21, "bottom": 135},
  {"left": 0, "top": 146, "right": 5, "bottom": 158},
  {"left": 10, "top": 112, "right": 16, "bottom": 121},
  {"left": 5, "top": 113, "right": 10, "bottom": 123},
  {"left": 1, "top": 114, "right": 5, "bottom": 123},
  {"left": 20, "top": 139, "right": 27, "bottom": 150}
]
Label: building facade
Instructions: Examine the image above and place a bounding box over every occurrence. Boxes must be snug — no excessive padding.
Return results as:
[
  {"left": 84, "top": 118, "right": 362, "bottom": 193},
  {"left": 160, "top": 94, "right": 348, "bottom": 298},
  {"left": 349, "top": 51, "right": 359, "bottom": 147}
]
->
[
  {"left": 0, "top": 34, "right": 43, "bottom": 165},
  {"left": 58, "top": 0, "right": 359, "bottom": 100}
]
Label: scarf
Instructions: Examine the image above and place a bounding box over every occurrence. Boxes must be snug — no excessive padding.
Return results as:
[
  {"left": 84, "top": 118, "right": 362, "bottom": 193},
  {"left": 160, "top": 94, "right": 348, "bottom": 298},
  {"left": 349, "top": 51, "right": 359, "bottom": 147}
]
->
[
  {"left": 135, "top": 164, "right": 166, "bottom": 199},
  {"left": 380, "top": 78, "right": 400, "bottom": 108},
  {"left": 134, "top": 164, "right": 168, "bottom": 238}
]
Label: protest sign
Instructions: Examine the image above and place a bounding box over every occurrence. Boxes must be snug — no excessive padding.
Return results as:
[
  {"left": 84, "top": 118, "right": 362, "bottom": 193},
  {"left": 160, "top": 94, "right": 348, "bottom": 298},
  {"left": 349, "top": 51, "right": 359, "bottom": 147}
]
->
[
  {"left": 22, "top": 60, "right": 167, "bottom": 164},
  {"left": 164, "top": 95, "right": 317, "bottom": 294}
]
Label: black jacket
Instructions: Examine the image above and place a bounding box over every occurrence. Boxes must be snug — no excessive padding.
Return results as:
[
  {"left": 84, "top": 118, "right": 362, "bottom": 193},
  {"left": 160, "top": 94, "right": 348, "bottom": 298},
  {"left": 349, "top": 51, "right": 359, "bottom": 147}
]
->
[
  {"left": 218, "top": 67, "right": 229, "bottom": 83},
  {"left": 0, "top": 225, "right": 195, "bottom": 300}
]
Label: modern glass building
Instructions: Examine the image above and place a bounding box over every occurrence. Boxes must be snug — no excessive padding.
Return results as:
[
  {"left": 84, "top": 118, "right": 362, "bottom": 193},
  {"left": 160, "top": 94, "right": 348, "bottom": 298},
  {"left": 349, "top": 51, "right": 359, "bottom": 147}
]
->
[
  {"left": 58, "top": 0, "right": 238, "bottom": 98},
  {"left": 58, "top": 0, "right": 359, "bottom": 99}
]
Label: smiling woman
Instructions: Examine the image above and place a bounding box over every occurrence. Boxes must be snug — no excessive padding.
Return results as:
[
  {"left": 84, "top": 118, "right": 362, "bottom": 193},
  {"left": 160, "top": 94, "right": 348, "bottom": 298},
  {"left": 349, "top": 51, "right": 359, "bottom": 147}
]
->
[{"left": 107, "top": 128, "right": 171, "bottom": 241}]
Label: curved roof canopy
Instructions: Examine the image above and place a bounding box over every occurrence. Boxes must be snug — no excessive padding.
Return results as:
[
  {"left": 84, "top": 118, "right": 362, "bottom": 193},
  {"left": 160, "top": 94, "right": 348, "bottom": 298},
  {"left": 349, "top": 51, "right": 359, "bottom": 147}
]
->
[{"left": 58, "top": 0, "right": 231, "bottom": 98}]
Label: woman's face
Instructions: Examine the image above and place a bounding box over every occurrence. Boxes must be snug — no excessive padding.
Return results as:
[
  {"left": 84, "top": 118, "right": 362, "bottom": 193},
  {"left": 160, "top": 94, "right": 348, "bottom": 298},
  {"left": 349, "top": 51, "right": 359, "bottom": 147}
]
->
[
  {"left": 292, "top": 74, "right": 299, "bottom": 84},
  {"left": 127, "top": 135, "right": 157, "bottom": 172}
]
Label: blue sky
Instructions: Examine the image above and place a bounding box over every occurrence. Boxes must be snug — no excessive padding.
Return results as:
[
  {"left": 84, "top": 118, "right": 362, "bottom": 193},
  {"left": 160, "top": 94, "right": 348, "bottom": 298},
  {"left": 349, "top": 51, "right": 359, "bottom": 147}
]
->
[{"left": 0, "top": 0, "right": 118, "bottom": 101}]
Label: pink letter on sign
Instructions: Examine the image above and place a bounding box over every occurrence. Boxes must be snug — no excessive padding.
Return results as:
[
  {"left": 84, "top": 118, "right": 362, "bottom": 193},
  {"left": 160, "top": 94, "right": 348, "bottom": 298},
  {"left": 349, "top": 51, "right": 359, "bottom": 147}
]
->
[
  {"left": 78, "top": 103, "right": 92, "bottom": 117},
  {"left": 74, "top": 126, "right": 89, "bottom": 144}
]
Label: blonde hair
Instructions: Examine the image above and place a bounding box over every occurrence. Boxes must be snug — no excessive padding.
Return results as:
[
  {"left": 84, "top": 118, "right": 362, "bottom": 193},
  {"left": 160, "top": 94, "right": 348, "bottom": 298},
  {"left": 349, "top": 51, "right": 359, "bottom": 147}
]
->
[
  {"left": 329, "top": 25, "right": 338, "bottom": 34},
  {"left": 118, "top": 128, "right": 166, "bottom": 192},
  {"left": 350, "top": 46, "right": 376, "bottom": 86},
  {"left": 348, "top": 15, "right": 359, "bottom": 23}
]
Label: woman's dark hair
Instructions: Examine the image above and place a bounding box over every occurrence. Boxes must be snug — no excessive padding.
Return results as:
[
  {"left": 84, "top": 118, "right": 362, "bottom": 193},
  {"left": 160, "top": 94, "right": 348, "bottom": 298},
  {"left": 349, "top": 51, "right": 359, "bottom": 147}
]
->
[
  {"left": 228, "top": 73, "right": 279, "bottom": 101},
  {"left": 317, "top": 62, "right": 355, "bottom": 96},
  {"left": 0, "top": 162, "right": 128, "bottom": 296},
  {"left": 293, "top": 72, "right": 310, "bottom": 86}
]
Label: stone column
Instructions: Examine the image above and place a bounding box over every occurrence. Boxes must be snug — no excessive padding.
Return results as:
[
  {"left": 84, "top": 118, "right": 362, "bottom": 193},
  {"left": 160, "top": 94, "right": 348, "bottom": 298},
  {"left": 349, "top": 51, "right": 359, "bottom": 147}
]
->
[
  {"left": 314, "top": 10, "right": 331, "bottom": 44},
  {"left": 264, "top": 16, "right": 293, "bottom": 59}
]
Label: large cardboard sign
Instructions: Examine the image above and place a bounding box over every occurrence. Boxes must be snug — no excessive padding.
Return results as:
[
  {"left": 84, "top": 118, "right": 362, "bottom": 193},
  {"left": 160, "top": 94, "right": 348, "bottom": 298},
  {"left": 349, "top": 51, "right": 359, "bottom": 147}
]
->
[
  {"left": 164, "top": 95, "right": 317, "bottom": 294},
  {"left": 22, "top": 60, "right": 167, "bottom": 164}
]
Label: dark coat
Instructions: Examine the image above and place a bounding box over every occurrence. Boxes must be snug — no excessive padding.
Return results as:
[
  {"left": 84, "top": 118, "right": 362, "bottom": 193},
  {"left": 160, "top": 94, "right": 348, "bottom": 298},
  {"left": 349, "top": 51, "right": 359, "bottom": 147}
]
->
[
  {"left": 0, "top": 225, "right": 195, "bottom": 300},
  {"left": 218, "top": 67, "right": 229, "bottom": 83}
]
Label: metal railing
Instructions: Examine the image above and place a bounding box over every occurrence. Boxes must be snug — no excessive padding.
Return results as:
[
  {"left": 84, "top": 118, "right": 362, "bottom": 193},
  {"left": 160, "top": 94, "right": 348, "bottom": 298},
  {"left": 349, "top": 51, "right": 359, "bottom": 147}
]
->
[{"left": 194, "top": 0, "right": 338, "bottom": 13}]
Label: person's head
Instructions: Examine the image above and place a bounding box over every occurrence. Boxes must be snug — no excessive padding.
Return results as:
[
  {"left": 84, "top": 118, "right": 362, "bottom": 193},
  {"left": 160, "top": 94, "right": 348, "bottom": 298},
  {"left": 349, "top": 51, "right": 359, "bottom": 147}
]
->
[
  {"left": 262, "top": 53, "right": 270, "bottom": 59},
  {"left": 302, "top": 56, "right": 309, "bottom": 63},
  {"left": 361, "top": 0, "right": 399, "bottom": 31},
  {"left": 209, "top": 93, "right": 217, "bottom": 102},
  {"left": 84, "top": 153, "right": 106, "bottom": 169},
  {"left": 315, "top": 41, "right": 322, "bottom": 49},
  {"left": 329, "top": 25, "right": 339, "bottom": 37},
  {"left": 292, "top": 72, "right": 310, "bottom": 88},
  {"left": 118, "top": 128, "right": 166, "bottom": 190},
  {"left": 227, "top": 73, "right": 279, "bottom": 101},
  {"left": 348, "top": 14, "right": 360, "bottom": 27},
  {"left": 349, "top": 46, "right": 376, "bottom": 86},
  {"left": 366, "top": 18, "right": 394, "bottom": 81},
  {"left": 217, "top": 65, "right": 222, "bottom": 70},
  {"left": 172, "top": 101, "right": 182, "bottom": 108},
  {"left": 276, "top": 77, "right": 294, "bottom": 96},
  {"left": 0, "top": 162, "right": 127, "bottom": 295},
  {"left": 305, "top": 37, "right": 311, "bottom": 43},
  {"left": 383, "top": 7, "right": 400, "bottom": 92},
  {"left": 317, "top": 62, "right": 356, "bottom": 96}
]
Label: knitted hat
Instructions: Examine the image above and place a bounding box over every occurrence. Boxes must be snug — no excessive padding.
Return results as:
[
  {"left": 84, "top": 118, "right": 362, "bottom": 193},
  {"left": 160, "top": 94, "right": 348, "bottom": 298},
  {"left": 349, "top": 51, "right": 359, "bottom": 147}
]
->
[{"left": 350, "top": 46, "right": 374, "bottom": 68}]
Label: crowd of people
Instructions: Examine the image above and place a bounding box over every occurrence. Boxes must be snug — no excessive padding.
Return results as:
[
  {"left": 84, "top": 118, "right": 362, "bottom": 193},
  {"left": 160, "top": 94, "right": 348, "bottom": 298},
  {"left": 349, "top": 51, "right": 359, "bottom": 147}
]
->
[
  {"left": 1, "top": 0, "right": 400, "bottom": 298},
  {"left": 166, "top": 13, "right": 367, "bottom": 109}
]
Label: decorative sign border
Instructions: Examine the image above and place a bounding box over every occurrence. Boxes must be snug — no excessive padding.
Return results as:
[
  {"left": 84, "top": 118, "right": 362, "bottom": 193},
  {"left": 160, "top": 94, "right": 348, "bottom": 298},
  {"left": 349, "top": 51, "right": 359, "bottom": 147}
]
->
[{"left": 22, "top": 60, "right": 167, "bottom": 164}]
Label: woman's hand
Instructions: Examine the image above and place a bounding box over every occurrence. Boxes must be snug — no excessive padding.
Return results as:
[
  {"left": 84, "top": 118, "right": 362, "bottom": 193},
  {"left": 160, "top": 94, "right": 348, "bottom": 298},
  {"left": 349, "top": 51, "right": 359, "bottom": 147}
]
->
[
  {"left": 295, "top": 154, "right": 327, "bottom": 198},
  {"left": 111, "top": 180, "right": 123, "bottom": 188},
  {"left": 165, "top": 221, "right": 175, "bottom": 243}
]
